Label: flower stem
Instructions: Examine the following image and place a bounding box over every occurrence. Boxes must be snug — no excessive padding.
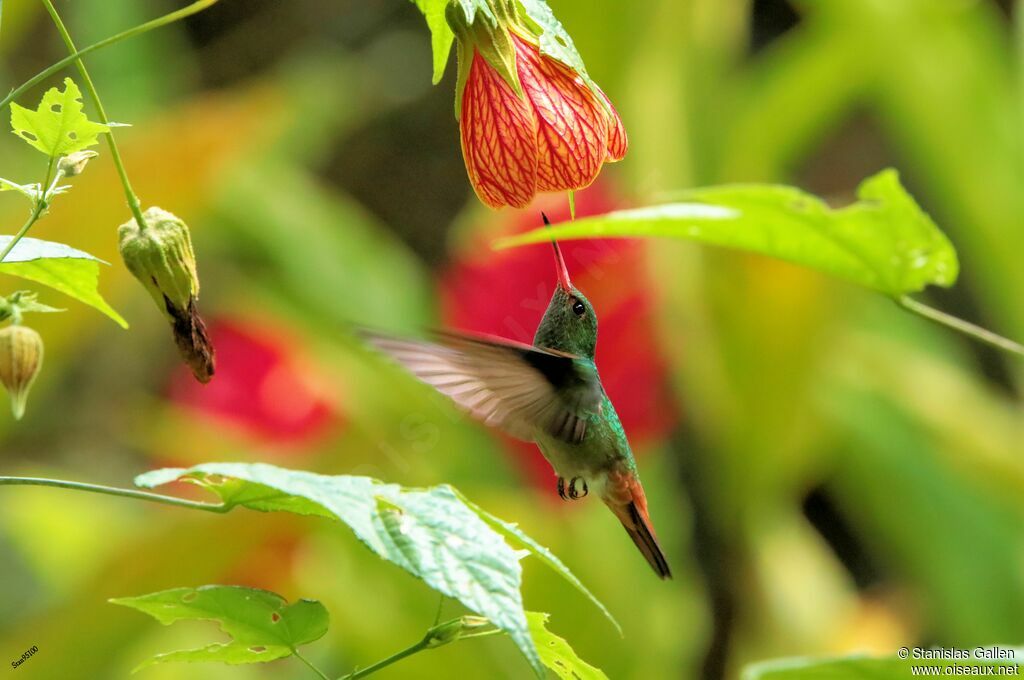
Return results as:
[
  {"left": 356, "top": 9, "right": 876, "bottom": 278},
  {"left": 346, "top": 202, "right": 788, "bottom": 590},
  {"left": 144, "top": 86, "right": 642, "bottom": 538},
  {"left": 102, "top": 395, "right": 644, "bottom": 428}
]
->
[
  {"left": 337, "top": 617, "right": 501, "bottom": 680},
  {"left": 0, "top": 206, "right": 45, "bottom": 264},
  {"left": 897, "top": 295, "right": 1024, "bottom": 358},
  {"left": 0, "top": 158, "right": 62, "bottom": 263},
  {"left": 293, "top": 649, "right": 331, "bottom": 680},
  {"left": 0, "top": 1, "right": 218, "bottom": 114},
  {"left": 338, "top": 638, "right": 431, "bottom": 680},
  {"left": 0, "top": 476, "right": 229, "bottom": 513},
  {"left": 40, "top": 0, "right": 148, "bottom": 229}
]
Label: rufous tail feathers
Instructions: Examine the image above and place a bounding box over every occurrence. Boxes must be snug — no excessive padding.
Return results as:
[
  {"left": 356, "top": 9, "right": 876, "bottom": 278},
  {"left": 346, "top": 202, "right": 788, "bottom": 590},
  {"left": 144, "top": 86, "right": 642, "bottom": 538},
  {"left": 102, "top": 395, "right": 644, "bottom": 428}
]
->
[{"left": 603, "top": 469, "right": 672, "bottom": 579}]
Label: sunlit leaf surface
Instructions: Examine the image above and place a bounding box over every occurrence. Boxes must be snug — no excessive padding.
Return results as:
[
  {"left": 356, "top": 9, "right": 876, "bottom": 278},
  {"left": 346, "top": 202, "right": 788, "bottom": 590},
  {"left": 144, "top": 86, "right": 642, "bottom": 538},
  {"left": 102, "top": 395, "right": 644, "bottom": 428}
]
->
[{"left": 498, "top": 169, "right": 959, "bottom": 297}]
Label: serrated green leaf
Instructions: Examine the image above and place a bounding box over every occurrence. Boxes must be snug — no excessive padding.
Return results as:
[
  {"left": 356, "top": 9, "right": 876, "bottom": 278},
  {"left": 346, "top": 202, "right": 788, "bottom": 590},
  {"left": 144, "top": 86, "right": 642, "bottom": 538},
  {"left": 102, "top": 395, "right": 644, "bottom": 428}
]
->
[
  {"left": 496, "top": 169, "right": 959, "bottom": 297},
  {"left": 137, "top": 462, "right": 602, "bottom": 677},
  {"left": 452, "top": 488, "right": 621, "bottom": 636},
  {"left": 110, "top": 585, "right": 328, "bottom": 671},
  {"left": 517, "top": 0, "right": 598, "bottom": 93},
  {"left": 742, "top": 650, "right": 1024, "bottom": 680},
  {"left": 413, "top": 0, "right": 456, "bottom": 84},
  {"left": 0, "top": 237, "right": 127, "bottom": 327},
  {"left": 10, "top": 78, "right": 109, "bottom": 157},
  {"left": 528, "top": 612, "right": 607, "bottom": 680}
]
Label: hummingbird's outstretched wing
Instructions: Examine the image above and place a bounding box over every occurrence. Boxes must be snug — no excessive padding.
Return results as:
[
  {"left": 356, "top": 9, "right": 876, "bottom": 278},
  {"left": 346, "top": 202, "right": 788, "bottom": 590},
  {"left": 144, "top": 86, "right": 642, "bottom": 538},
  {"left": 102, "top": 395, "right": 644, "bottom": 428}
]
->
[{"left": 362, "top": 330, "right": 603, "bottom": 444}]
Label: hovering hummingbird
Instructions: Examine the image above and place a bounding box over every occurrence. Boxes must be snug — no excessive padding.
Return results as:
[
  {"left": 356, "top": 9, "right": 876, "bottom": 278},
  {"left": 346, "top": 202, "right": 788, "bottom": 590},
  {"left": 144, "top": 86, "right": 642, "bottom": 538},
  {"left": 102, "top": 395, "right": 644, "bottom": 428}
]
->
[{"left": 364, "top": 214, "right": 671, "bottom": 579}]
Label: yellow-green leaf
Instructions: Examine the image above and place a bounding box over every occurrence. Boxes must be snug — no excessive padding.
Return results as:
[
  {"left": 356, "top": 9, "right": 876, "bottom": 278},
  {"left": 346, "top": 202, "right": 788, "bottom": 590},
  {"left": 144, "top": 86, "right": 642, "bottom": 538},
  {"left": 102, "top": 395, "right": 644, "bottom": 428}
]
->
[
  {"left": 110, "top": 585, "right": 329, "bottom": 671},
  {"left": 496, "top": 169, "right": 959, "bottom": 298},
  {"left": 0, "top": 236, "right": 127, "bottom": 327},
  {"left": 10, "top": 78, "right": 109, "bottom": 157},
  {"left": 528, "top": 612, "right": 607, "bottom": 680}
]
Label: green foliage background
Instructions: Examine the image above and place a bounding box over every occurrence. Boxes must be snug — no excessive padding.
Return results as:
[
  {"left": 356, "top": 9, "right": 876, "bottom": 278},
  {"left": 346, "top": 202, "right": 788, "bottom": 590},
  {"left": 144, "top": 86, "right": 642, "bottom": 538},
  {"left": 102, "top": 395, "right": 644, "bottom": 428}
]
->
[{"left": 0, "top": 0, "right": 1021, "bottom": 678}]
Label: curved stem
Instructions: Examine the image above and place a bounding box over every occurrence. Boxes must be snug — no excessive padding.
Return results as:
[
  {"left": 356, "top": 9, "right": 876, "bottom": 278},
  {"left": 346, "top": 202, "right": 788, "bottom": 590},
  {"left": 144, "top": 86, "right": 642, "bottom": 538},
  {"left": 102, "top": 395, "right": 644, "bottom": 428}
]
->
[
  {"left": 293, "top": 649, "right": 331, "bottom": 680},
  {"left": 0, "top": 1, "right": 218, "bottom": 114},
  {"left": 41, "top": 0, "right": 147, "bottom": 229},
  {"left": 897, "top": 295, "right": 1024, "bottom": 358},
  {"left": 0, "top": 476, "right": 229, "bottom": 513}
]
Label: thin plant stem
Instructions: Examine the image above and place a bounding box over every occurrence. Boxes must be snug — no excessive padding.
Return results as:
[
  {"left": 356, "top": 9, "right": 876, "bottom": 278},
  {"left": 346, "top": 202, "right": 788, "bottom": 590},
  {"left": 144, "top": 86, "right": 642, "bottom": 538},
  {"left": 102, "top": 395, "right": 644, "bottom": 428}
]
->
[
  {"left": 293, "top": 649, "right": 331, "bottom": 680},
  {"left": 0, "top": 1, "right": 219, "bottom": 114},
  {"left": 338, "top": 637, "right": 431, "bottom": 680},
  {"left": 41, "top": 0, "right": 147, "bottom": 229},
  {"left": 0, "top": 476, "right": 229, "bottom": 513},
  {"left": 338, "top": 616, "right": 501, "bottom": 680},
  {"left": 433, "top": 593, "right": 445, "bottom": 625},
  {"left": 0, "top": 158, "right": 62, "bottom": 263},
  {"left": 898, "top": 295, "right": 1024, "bottom": 358},
  {"left": 0, "top": 205, "right": 45, "bottom": 263}
]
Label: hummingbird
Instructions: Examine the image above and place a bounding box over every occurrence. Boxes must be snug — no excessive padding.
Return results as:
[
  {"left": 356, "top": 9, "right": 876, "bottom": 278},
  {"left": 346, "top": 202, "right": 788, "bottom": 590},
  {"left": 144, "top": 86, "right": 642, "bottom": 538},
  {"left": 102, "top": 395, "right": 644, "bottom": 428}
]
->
[{"left": 363, "top": 214, "right": 671, "bottom": 579}]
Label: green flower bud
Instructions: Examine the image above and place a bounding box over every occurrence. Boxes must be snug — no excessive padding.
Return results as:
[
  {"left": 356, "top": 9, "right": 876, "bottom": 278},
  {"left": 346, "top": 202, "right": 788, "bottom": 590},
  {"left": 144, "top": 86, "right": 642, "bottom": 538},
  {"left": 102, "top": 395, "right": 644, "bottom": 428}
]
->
[
  {"left": 118, "top": 207, "right": 215, "bottom": 383},
  {"left": 424, "top": 616, "right": 492, "bottom": 648},
  {"left": 57, "top": 150, "right": 98, "bottom": 177},
  {"left": 0, "top": 325, "right": 43, "bottom": 420}
]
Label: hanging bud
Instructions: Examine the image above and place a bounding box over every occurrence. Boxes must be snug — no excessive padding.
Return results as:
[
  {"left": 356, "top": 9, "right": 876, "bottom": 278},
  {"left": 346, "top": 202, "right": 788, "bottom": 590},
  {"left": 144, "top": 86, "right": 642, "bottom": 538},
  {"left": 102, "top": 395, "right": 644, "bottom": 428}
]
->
[
  {"left": 118, "top": 207, "right": 215, "bottom": 383},
  {"left": 57, "top": 150, "right": 98, "bottom": 177},
  {"left": 0, "top": 325, "right": 44, "bottom": 420}
]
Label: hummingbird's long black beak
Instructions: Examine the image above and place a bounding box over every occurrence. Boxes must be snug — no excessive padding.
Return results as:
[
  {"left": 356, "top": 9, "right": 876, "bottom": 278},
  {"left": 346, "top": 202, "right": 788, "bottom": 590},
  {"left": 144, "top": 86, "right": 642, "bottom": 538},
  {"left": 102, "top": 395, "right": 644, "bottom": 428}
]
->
[{"left": 542, "top": 213, "right": 573, "bottom": 291}]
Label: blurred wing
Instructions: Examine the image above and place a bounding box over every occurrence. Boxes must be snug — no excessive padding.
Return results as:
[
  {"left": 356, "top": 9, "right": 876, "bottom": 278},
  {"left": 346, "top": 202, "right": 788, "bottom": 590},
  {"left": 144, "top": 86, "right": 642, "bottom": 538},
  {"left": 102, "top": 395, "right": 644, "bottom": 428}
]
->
[{"left": 363, "top": 330, "right": 603, "bottom": 444}]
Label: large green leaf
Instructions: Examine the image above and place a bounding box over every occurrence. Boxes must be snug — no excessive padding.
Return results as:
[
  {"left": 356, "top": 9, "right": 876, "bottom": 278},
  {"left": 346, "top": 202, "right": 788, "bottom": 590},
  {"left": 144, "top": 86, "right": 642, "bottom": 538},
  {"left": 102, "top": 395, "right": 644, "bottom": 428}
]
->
[
  {"left": 528, "top": 612, "right": 607, "bottom": 680},
  {"left": 110, "top": 585, "right": 328, "bottom": 671},
  {"left": 10, "top": 78, "right": 109, "bottom": 157},
  {"left": 452, "top": 488, "right": 620, "bottom": 636},
  {"left": 742, "top": 650, "right": 1023, "bottom": 679},
  {"left": 496, "top": 169, "right": 959, "bottom": 297},
  {"left": 135, "top": 462, "right": 614, "bottom": 677},
  {"left": 0, "top": 236, "right": 127, "bottom": 327}
]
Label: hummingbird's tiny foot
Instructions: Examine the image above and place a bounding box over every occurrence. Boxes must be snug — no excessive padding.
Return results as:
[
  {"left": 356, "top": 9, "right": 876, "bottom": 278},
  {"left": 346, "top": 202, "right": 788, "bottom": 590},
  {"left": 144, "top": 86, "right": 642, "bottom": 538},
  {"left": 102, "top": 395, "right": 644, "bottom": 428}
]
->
[
  {"left": 568, "top": 477, "right": 588, "bottom": 500},
  {"left": 557, "top": 476, "right": 568, "bottom": 500}
]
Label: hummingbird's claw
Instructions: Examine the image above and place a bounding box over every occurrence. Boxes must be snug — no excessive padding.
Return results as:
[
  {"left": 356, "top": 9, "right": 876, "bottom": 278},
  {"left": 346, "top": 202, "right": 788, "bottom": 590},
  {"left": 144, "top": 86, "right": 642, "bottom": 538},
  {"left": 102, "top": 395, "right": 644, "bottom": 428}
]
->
[
  {"left": 557, "top": 476, "right": 589, "bottom": 500},
  {"left": 569, "top": 477, "right": 589, "bottom": 500}
]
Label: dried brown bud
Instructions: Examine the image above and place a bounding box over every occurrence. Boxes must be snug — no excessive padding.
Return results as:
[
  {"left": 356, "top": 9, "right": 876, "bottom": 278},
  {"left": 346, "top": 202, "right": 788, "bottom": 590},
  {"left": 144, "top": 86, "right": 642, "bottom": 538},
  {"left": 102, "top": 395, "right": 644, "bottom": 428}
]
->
[
  {"left": 118, "top": 207, "right": 215, "bottom": 383},
  {"left": 0, "top": 325, "right": 43, "bottom": 419}
]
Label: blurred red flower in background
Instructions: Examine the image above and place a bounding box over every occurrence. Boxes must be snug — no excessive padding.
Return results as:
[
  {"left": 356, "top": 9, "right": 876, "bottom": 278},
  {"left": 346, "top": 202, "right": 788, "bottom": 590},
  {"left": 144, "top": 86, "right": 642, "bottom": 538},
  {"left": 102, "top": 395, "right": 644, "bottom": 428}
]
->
[
  {"left": 168, "top": 318, "right": 337, "bottom": 447},
  {"left": 438, "top": 186, "right": 676, "bottom": 491}
]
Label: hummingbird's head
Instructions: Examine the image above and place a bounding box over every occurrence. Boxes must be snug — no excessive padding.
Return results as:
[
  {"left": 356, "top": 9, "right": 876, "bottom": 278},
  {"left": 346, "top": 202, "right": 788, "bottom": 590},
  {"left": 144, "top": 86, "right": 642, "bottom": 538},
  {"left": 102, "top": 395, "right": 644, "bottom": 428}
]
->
[{"left": 533, "top": 214, "right": 598, "bottom": 358}]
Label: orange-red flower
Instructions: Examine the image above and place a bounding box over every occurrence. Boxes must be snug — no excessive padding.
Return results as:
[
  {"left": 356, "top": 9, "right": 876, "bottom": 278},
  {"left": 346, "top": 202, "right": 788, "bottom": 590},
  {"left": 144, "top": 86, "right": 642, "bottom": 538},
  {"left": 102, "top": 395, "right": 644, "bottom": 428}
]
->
[{"left": 452, "top": 15, "right": 627, "bottom": 209}]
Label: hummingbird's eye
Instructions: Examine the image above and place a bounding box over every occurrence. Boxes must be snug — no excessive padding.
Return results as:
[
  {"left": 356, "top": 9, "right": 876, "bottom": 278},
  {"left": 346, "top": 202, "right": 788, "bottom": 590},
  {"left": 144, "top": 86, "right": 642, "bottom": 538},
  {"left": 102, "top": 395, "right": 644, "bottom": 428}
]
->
[{"left": 571, "top": 299, "right": 586, "bottom": 317}]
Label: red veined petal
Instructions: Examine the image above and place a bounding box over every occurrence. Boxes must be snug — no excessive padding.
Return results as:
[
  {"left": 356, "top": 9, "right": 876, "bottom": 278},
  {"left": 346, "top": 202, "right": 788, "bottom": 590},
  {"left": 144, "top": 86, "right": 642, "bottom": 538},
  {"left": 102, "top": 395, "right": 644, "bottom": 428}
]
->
[
  {"left": 512, "top": 34, "right": 608, "bottom": 193},
  {"left": 460, "top": 49, "right": 539, "bottom": 209},
  {"left": 600, "top": 90, "right": 628, "bottom": 162}
]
